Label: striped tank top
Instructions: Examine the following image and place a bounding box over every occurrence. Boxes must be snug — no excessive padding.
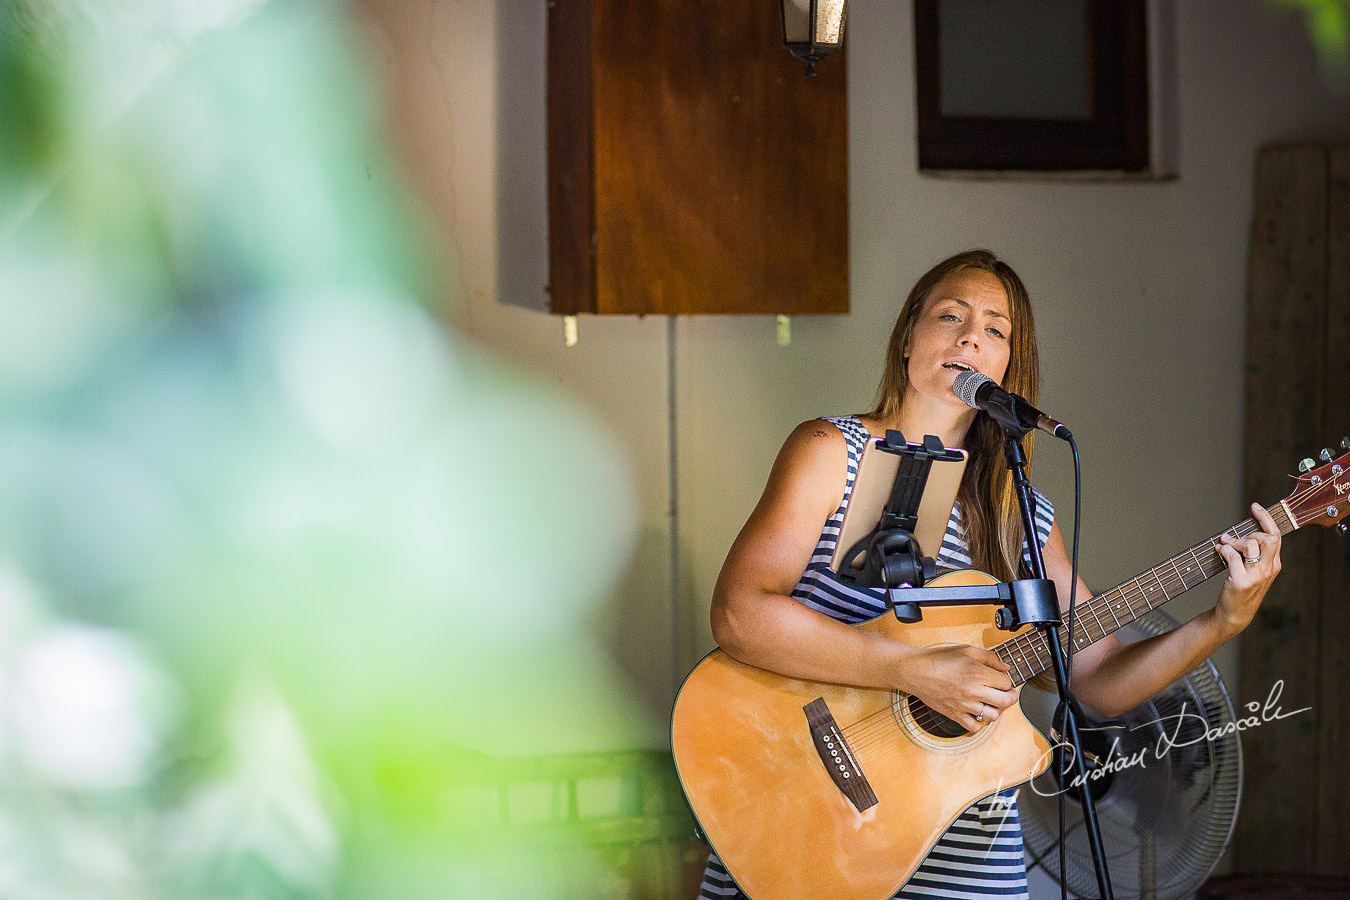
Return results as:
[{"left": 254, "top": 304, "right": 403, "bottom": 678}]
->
[{"left": 697, "top": 415, "right": 1055, "bottom": 900}]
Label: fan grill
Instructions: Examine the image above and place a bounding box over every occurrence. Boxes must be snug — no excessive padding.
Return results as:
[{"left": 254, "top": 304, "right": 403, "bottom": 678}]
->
[{"left": 1019, "top": 610, "right": 1243, "bottom": 900}]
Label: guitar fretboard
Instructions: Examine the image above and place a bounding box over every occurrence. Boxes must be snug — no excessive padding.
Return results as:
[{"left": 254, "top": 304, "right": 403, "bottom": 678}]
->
[{"left": 995, "top": 502, "right": 1297, "bottom": 687}]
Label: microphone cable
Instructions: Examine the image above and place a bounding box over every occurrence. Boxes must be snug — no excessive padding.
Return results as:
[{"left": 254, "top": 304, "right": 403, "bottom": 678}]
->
[{"left": 1058, "top": 432, "right": 1083, "bottom": 900}]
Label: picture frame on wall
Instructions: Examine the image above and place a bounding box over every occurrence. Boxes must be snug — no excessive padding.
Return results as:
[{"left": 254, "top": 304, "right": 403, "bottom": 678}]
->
[{"left": 914, "top": 0, "right": 1151, "bottom": 173}]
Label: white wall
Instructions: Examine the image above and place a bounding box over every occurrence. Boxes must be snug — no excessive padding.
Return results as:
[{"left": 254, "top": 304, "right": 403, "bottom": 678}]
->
[{"left": 353, "top": 0, "right": 1350, "bottom": 748}]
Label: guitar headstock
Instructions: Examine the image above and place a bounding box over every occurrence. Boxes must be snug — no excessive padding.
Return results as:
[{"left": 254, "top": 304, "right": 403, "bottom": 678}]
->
[{"left": 1285, "top": 439, "right": 1350, "bottom": 531}]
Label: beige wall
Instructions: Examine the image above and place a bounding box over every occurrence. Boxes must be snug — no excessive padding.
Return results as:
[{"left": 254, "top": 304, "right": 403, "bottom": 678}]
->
[{"left": 353, "top": 0, "right": 1350, "bottom": 750}]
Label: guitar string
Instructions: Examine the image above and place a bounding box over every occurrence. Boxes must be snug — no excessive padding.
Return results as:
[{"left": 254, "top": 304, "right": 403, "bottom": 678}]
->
[
  {"left": 839, "top": 491, "right": 1321, "bottom": 752},
  {"left": 849, "top": 498, "right": 1312, "bottom": 751},
  {"left": 849, "top": 490, "right": 1326, "bottom": 752},
  {"left": 843, "top": 546, "right": 1231, "bottom": 750},
  {"left": 996, "top": 507, "right": 1295, "bottom": 675},
  {"left": 995, "top": 517, "right": 1263, "bottom": 673},
  {"left": 840, "top": 520, "right": 1249, "bottom": 750}
]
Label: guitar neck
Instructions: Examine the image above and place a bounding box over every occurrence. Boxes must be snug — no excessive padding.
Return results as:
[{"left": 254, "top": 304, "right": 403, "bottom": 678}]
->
[{"left": 996, "top": 500, "right": 1299, "bottom": 687}]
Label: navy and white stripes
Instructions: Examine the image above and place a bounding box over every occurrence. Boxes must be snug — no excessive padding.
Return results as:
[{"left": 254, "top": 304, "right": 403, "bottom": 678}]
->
[{"left": 697, "top": 416, "right": 1054, "bottom": 900}]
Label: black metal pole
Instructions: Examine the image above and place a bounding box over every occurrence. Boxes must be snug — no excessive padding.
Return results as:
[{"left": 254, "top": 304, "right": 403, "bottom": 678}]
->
[{"left": 1002, "top": 433, "right": 1115, "bottom": 900}]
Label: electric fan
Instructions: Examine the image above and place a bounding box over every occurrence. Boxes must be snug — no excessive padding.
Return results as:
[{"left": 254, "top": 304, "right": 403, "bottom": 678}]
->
[{"left": 1019, "top": 609, "right": 1243, "bottom": 900}]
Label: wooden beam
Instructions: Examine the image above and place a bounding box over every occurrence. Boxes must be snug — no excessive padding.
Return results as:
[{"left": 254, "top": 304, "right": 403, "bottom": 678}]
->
[
  {"left": 1314, "top": 145, "right": 1350, "bottom": 875},
  {"left": 1237, "top": 144, "right": 1328, "bottom": 873}
]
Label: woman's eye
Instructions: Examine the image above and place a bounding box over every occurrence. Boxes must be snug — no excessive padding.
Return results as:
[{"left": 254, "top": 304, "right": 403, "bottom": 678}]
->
[
  {"left": 940, "top": 313, "right": 960, "bottom": 322},
  {"left": 987, "top": 327, "right": 1005, "bottom": 339}
]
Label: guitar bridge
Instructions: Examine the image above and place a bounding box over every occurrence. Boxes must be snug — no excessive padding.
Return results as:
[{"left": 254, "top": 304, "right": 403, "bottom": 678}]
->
[{"left": 804, "top": 698, "right": 878, "bottom": 812}]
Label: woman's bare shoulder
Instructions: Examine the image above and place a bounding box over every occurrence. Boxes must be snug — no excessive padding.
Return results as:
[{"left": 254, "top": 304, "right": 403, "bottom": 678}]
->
[
  {"left": 754, "top": 419, "right": 852, "bottom": 522},
  {"left": 775, "top": 418, "right": 851, "bottom": 472}
]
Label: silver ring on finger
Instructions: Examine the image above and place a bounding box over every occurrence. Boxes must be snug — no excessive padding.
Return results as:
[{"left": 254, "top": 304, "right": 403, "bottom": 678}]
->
[
  {"left": 1244, "top": 555, "right": 1260, "bottom": 565},
  {"left": 974, "top": 702, "right": 985, "bottom": 723}
]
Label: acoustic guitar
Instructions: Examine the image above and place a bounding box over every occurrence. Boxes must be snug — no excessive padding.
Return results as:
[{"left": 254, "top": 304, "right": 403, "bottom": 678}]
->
[{"left": 671, "top": 445, "right": 1350, "bottom": 900}]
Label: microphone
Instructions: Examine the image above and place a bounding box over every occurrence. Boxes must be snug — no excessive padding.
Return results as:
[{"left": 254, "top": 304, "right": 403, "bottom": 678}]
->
[{"left": 952, "top": 370, "right": 1072, "bottom": 441}]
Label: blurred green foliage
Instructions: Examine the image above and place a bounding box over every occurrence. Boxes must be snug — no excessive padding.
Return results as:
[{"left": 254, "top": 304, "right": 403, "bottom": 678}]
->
[
  {"left": 0, "top": 1, "right": 644, "bottom": 896},
  {"left": 1269, "top": 0, "right": 1350, "bottom": 84}
]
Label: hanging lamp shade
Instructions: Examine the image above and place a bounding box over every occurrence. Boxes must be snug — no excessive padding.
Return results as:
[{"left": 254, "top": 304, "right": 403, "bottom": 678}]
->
[{"left": 780, "top": 0, "right": 847, "bottom": 78}]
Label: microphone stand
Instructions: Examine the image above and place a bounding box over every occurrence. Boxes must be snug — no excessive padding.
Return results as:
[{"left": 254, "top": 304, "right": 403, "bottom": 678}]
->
[{"left": 1002, "top": 430, "right": 1115, "bottom": 900}]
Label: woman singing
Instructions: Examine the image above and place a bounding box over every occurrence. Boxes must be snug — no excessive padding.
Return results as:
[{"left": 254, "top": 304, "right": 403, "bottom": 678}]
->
[{"left": 696, "top": 249, "right": 1282, "bottom": 899}]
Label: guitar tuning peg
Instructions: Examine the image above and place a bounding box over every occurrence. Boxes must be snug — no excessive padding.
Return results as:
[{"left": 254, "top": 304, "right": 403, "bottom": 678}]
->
[
  {"left": 1322, "top": 448, "right": 1335, "bottom": 463},
  {"left": 1299, "top": 458, "right": 1317, "bottom": 473},
  {"left": 1342, "top": 436, "right": 1350, "bottom": 451},
  {"left": 1338, "top": 523, "right": 1348, "bottom": 537}
]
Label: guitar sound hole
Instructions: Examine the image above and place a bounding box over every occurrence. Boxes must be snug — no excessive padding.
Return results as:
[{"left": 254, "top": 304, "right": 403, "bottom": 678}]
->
[{"left": 905, "top": 695, "right": 970, "bottom": 738}]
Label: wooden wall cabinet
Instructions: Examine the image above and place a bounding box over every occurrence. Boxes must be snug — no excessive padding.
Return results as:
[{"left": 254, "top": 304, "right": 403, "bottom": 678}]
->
[{"left": 546, "top": 0, "right": 848, "bottom": 316}]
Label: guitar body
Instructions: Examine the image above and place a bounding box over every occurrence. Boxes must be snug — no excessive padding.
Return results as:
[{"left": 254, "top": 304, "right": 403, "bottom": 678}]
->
[{"left": 671, "top": 570, "right": 1053, "bottom": 900}]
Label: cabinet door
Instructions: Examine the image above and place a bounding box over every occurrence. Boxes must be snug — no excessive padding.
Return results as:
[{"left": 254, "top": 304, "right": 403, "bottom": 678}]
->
[{"left": 547, "top": 0, "right": 848, "bottom": 316}]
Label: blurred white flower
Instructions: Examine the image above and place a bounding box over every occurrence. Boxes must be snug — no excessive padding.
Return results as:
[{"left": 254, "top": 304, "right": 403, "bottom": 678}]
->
[
  {"left": 160, "top": 674, "right": 338, "bottom": 895},
  {"left": 11, "top": 626, "right": 178, "bottom": 790}
]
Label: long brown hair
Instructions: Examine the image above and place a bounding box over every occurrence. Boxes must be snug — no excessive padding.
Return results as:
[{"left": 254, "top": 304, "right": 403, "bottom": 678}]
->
[{"left": 866, "top": 249, "right": 1041, "bottom": 582}]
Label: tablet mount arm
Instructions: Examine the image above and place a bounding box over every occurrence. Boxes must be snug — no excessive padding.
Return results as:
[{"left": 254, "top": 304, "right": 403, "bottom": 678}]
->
[
  {"left": 834, "top": 430, "right": 948, "bottom": 605},
  {"left": 835, "top": 430, "right": 1059, "bottom": 628}
]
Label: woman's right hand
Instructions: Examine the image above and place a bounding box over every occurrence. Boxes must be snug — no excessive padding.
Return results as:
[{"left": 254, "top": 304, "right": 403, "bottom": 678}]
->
[{"left": 901, "top": 643, "right": 1016, "bottom": 732}]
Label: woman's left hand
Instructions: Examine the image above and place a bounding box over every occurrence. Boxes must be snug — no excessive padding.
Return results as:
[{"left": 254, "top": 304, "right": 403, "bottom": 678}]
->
[{"left": 1213, "top": 502, "right": 1282, "bottom": 638}]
